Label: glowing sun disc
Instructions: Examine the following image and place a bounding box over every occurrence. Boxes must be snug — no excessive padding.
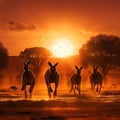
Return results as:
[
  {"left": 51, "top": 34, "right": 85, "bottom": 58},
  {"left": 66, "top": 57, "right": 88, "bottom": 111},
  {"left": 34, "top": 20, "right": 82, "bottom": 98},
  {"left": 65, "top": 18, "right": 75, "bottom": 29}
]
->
[{"left": 51, "top": 39, "right": 74, "bottom": 58}]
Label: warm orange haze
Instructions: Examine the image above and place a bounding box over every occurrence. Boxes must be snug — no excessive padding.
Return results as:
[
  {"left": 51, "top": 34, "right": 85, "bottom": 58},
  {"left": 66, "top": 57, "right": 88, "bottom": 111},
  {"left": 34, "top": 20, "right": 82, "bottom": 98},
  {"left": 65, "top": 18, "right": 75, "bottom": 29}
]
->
[
  {"left": 1, "top": 0, "right": 120, "bottom": 56},
  {"left": 0, "top": 0, "right": 120, "bottom": 120}
]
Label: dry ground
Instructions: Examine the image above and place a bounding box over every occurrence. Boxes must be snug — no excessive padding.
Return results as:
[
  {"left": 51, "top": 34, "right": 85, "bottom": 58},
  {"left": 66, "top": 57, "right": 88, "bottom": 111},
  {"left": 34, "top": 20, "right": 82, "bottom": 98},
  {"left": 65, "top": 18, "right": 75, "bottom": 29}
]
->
[{"left": 0, "top": 88, "right": 120, "bottom": 120}]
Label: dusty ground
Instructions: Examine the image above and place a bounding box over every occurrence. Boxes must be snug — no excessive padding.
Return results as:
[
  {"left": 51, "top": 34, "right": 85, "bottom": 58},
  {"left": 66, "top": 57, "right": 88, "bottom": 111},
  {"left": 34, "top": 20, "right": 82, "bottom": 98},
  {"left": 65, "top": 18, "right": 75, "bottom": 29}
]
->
[{"left": 0, "top": 88, "right": 120, "bottom": 120}]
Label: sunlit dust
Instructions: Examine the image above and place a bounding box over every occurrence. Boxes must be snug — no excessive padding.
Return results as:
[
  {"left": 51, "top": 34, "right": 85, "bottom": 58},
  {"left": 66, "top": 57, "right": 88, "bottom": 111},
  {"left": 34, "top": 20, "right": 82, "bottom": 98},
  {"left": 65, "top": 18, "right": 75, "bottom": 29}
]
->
[{"left": 51, "top": 39, "right": 74, "bottom": 58}]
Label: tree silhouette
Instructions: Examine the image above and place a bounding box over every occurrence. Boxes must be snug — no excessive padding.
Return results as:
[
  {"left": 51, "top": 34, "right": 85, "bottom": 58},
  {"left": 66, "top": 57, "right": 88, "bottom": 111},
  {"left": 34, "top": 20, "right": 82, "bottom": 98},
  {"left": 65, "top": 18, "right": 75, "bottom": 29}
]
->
[
  {"left": 19, "top": 47, "right": 52, "bottom": 77},
  {"left": 0, "top": 42, "right": 8, "bottom": 69},
  {"left": 79, "top": 34, "right": 120, "bottom": 83}
]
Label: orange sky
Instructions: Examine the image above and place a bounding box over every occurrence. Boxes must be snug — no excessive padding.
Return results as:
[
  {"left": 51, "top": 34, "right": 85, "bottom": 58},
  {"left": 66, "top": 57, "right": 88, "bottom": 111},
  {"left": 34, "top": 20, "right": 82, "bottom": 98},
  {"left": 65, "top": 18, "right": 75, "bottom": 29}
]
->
[{"left": 0, "top": 0, "right": 120, "bottom": 56}]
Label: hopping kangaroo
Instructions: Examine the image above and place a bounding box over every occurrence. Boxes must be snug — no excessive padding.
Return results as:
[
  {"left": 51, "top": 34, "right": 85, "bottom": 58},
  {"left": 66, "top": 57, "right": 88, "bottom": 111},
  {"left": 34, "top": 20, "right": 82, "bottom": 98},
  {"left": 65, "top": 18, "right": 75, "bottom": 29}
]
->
[
  {"left": 90, "top": 66, "right": 103, "bottom": 94},
  {"left": 70, "top": 66, "right": 83, "bottom": 94},
  {"left": 45, "top": 62, "right": 59, "bottom": 98},
  {"left": 21, "top": 61, "right": 36, "bottom": 98}
]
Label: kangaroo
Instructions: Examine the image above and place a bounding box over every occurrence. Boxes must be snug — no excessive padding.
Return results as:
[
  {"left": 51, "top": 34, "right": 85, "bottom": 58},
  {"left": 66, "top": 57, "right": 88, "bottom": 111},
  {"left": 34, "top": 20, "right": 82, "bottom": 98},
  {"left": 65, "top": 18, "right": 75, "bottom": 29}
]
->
[
  {"left": 21, "top": 61, "right": 36, "bottom": 98},
  {"left": 70, "top": 66, "right": 83, "bottom": 94},
  {"left": 45, "top": 62, "right": 59, "bottom": 98},
  {"left": 9, "top": 86, "right": 17, "bottom": 92},
  {"left": 90, "top": 66, "right": 103, "bottom": 94}
]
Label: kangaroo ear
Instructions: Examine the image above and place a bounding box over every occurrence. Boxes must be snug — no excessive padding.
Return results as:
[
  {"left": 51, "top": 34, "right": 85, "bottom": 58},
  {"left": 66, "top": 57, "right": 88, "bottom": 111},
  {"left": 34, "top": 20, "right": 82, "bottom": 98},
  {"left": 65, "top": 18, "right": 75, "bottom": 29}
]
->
[
  {"left": 48, "top": 62, "right": 52, "bottom": 66},
  {"left": 27, "top": 61, "right": 30, "bottom": 65},
  {"left": 75, "top": 66, "right": 78, "bottom": 70},
  {"left": 54, "top": 62, "right": 58, "bottom": 67},
  {"left": 23, "top": 62, "right": 26, "bottom": 66},
  {"left": 80, "top": 66, "right": 83, "bottom": 70}
]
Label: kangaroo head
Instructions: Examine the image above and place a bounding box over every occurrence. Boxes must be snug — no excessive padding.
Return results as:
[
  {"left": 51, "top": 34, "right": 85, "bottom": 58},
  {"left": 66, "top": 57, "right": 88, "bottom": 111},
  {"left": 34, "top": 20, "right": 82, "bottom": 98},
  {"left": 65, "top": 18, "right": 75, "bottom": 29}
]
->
[
  {"left": 93, "top": 65, "right": 98, "bottom": 73},
  {"left": 23, "top": 61, "right": 30, "bottom": 71},
  {"left": 75, "top": 66, "right": 83, "bottom": 74},
  {"left": 48, "top": 62, "right": 58, "bottom": 73}
]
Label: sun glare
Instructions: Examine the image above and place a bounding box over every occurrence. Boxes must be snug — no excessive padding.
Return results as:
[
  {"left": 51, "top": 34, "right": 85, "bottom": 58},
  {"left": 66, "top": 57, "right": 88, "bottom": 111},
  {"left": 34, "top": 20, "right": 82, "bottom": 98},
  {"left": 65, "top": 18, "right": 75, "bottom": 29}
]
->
[{"left": 51, "top": 39, "right": 74, "bottom": 58}]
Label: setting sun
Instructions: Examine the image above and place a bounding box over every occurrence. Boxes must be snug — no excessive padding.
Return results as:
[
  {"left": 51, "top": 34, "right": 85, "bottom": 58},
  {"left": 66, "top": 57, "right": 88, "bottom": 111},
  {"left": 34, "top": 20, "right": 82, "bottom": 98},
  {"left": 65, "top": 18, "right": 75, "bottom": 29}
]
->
[{"left": 51, "top": 39, "right": 74, "bottom": 58}]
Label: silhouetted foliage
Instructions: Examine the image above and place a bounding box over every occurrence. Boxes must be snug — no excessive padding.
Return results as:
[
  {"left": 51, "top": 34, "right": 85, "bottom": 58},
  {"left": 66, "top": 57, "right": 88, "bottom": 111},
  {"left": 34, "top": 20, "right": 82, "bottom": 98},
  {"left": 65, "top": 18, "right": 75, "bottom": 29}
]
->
[
  {"left": 19, "top": 47, "right": 52, "bottom": 77},
  {"left": 79, "top": 34, "right": 120, "bottom": 79},
  {"left": 0, "top": 42, "right": 8, "bottom": 69}
]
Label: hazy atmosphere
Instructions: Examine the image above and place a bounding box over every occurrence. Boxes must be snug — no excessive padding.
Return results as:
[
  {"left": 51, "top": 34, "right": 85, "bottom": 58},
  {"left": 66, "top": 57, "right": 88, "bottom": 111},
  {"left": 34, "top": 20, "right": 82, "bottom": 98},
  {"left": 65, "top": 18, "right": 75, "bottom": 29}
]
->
[
  {"left": 0, "top": 0, "right": 120, "bottom": 120},
  {"left": 1, "top": 0, "right": 120, "bottom": 55}
]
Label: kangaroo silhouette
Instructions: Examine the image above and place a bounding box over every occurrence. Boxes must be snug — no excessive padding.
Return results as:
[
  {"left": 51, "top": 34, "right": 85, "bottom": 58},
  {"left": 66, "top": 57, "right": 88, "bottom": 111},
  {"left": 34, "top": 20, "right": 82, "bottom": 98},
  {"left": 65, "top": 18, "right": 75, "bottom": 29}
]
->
[
  {"left": 90, "top": 66, "right": 103, "bottom": 94},
  {"left": 21, "top": 61, "right": 36, "bottom": 98},
  {"left": 70, "top": 66, "right": 83, "bottom": 94},
  {"left": 9, "top": 86, "right": 17, "bottom": 92},
  {"left": 45, "top": 62, "right": 59, "bottom": 98}
]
